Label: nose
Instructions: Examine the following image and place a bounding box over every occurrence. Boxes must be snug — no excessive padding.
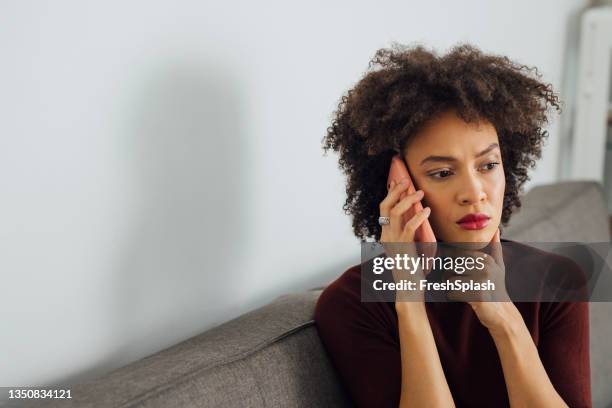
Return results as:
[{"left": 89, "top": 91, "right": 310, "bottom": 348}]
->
[{"left": 456, "top": 171, "right": 487, "bottom": 205}]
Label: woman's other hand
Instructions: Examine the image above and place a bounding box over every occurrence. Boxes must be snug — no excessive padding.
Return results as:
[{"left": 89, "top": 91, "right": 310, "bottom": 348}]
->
[{"left": 446, "top": 229, "right": 519, "bottom": 334}]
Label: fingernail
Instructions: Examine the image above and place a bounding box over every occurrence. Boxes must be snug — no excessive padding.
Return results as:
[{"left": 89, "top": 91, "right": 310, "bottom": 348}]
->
[
  {"left": 416, "top": 190, "right": 424, "bottom": 196},
  {"left": 423, "top": 207, "right": 431, "bottom": 215}
]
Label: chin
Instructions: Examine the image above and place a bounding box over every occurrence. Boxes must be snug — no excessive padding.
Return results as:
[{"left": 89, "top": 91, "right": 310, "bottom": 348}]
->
[{"left": 445, "top": 228, "right": 493, "bottom": 247}]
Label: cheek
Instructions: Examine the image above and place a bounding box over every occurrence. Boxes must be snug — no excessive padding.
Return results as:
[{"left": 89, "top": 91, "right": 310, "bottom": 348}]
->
[
  {"left": 422, "top": 195, "right": 454, "bottom": 239},
  {"left": 421, "top": 190, "right": 452, "bottom": 222},
  {"left": 485, "top": 174, "right": 506, "bottom": 222},
  {"left": 490, "top": 176, "right": 506, "bottom": 206}
]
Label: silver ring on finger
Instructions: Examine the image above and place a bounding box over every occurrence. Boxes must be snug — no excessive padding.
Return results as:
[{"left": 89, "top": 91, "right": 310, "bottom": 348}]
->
[{"left": 378, "top": 216, "right": 390, "bottom": 226}]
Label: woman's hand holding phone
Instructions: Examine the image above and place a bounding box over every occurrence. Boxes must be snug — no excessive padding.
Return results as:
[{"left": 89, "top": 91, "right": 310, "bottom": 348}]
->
[
  {"left": 386, "top": 155, "right": 436, "bottom": 242},
  {"left": 379, "top": 179, "right": 431, "bottom": 243},
  {"left": 379, "top": 179, "right": 432, "bottom": 303}
]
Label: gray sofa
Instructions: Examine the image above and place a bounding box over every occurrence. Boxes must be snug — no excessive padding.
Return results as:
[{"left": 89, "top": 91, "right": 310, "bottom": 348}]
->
[{"left": 27, "top": 181, "right": 612, "bottom": 408}]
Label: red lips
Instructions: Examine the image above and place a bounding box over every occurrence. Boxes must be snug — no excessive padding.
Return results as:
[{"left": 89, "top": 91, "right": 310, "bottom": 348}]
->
[
  {"left": 456, "top": 213, "right": 490, "bottom": 230},
  {"left": 457, "top": 213, "right": 489, "bottom": 223}
]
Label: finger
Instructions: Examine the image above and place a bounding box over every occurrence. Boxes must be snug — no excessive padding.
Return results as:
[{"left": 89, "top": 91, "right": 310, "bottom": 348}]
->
[
  {"left": 383, "top": 180, "right": 397, "bottom": 220},
  {"left": 437, "top": 247, "right": 499, "bottom": 282},
  {"left": 492, "top": 228, "right": 500, "bottom": 242},
  {"left": 379, "top": 179, "right": 412, "bottom": 216},
  {"left": 446, "top": 286, "right": 486, "bottom": 302},
  {"left": 391, "top": 189, "right": 424, "bottom": 215},
  {"left": 443, "top": 244, "right": 496, "bottom": 265},
  {"left": 439, "top": 245, "right": 483, "bottom": 264},
  {"left": 447, "top": 288, "right": 488, "bottom": 303},
  {"left": 401, "top": 206, "right": 431, "bottom": 241},
  {"left": 386, "top": 176, "right": 410, "bottom": 191},
  {"left": 490, "top": 228, "right": 505, "bottom": 269},
  {"left": 441, "top": 266, "right": 472, "bottom": 280},
  {"left": 389, "top": 190, "right": 424, "bottom": 230}
]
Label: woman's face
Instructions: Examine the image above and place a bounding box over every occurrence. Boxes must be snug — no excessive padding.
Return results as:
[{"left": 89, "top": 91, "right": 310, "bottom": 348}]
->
[{"left": 402, "top": 109, "right": 505, "bottom": 243}]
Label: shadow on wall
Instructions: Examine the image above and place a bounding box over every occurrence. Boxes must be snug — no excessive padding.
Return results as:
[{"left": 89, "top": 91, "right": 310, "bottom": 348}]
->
[
  {"left": 40, "top": 61, "right": 252, "bottom": 384},
  {"left": 42, "top": 59, "right": 356, "bottom": 388},
  {"left": 110, "top": 61, "right": 251, "bottom": 367}
]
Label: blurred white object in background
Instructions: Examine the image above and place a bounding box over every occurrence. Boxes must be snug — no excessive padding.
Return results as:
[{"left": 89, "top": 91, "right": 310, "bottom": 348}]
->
[{"left": 568, "top": 6, "right": 612, "bottom": 198}]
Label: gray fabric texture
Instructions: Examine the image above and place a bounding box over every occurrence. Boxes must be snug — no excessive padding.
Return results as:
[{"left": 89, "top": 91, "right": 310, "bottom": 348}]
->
[
  {"left": 503, "top": 180, "right": 612, "bottom": 408},
  {"left": 26, "top": 291, "right": 351, "bottom": 408},
  {"left": 22, "top": 181, "right": 612, "bottom": 408},
  {"left": 503, "top": 181, "right": 610, "bottom": 242}
]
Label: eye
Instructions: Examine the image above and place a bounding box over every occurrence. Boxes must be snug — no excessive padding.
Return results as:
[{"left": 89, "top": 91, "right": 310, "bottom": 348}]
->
[
  {"left": 480, "top": 162, "right": 500, "bottom": 172},
  {"left": 427, "top": 162, "right": 499, "bottom": 179},
  {"left": 428, "top": 169, "right": 454, "bottom": 179}
]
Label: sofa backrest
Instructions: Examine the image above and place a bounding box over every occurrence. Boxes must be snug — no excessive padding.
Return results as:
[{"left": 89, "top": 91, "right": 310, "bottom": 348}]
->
[
  {"left": 503, "top": 181, "right": 612, "bottom": 408},
  {"left": 34, "top": 291, "right": 352, "bottom": 408},
  {"left": 35, "top": 181, "right": 611, "bottom": 408}
]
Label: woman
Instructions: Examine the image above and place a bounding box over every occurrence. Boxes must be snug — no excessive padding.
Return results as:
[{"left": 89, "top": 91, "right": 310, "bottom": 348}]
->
[{"left": 314, "top": 43, "right": 591, "bottom": 407}]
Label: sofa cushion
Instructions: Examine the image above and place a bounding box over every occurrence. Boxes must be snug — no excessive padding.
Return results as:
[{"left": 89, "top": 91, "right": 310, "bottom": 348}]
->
[{"left": 32, "top": 291, "right": 351, "bottom": 408}]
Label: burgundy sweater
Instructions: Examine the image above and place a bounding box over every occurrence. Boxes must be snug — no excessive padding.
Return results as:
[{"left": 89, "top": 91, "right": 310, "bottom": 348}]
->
[{"left": 314, "top": 240, "right": 592, "bottom": 407}]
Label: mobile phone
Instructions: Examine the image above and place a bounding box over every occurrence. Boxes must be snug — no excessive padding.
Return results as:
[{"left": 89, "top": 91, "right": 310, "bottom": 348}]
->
[{"left": 387, "top": 154, "right": 437, "bottom": 242}]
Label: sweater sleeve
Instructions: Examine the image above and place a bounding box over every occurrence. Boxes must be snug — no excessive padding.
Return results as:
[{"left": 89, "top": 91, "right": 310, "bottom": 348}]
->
[
  {"left": 538, "top": 300, "right": 592, "bottom": 408},
  {"left": 314, "top": 276, "right": 401, "bottom": 408}
]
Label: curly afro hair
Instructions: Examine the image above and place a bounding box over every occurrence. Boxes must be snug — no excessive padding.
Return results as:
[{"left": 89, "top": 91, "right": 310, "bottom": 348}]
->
[{"left": 322, "top": 43, "right": 562, "bottom": 242}]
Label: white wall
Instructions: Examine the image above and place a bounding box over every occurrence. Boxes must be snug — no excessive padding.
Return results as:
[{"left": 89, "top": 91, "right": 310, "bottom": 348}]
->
[{"left": 1, "top": 0, "right": 588, "bottom": 387}]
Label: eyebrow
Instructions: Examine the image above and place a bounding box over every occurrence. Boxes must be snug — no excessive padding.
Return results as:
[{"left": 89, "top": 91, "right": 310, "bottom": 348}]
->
[{"left": 419, "top": 143, "right": 500, "bottom": 167}]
